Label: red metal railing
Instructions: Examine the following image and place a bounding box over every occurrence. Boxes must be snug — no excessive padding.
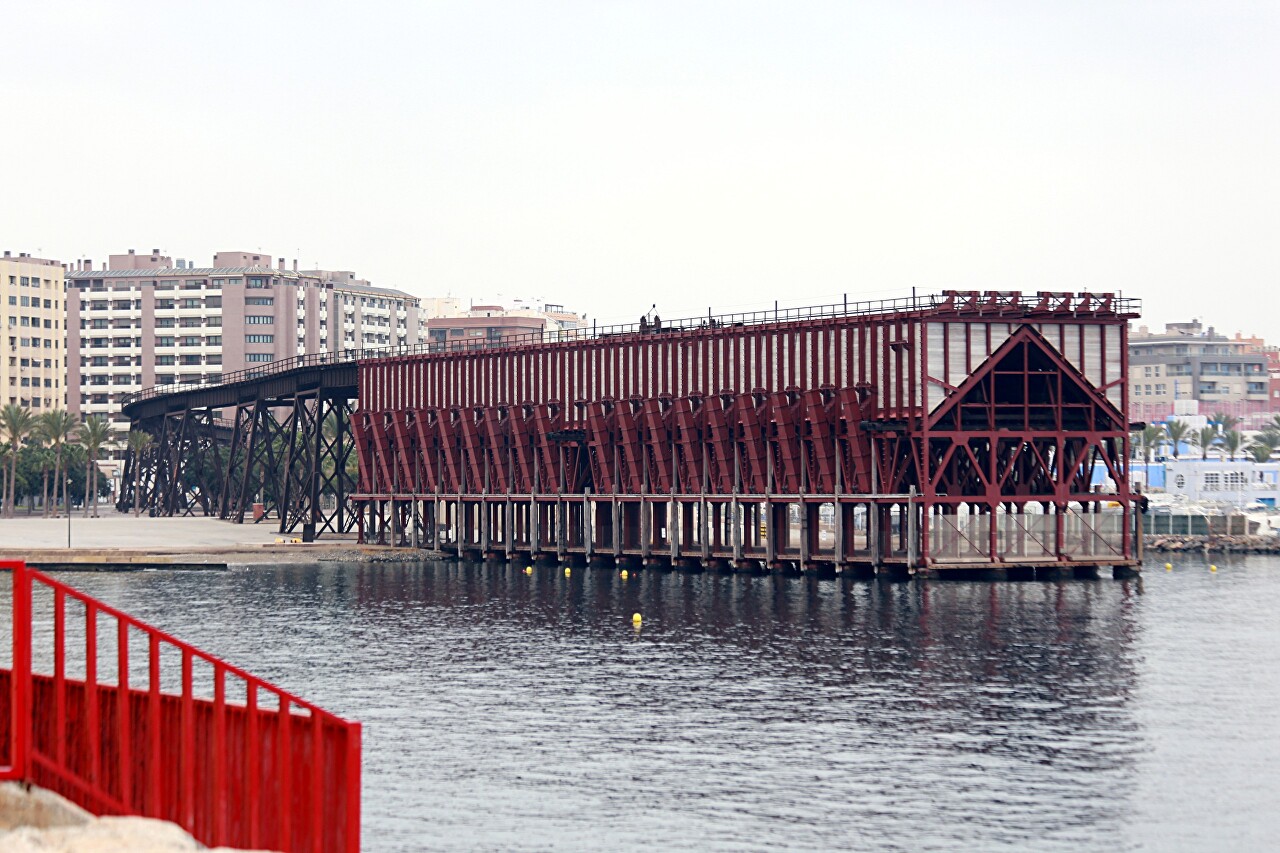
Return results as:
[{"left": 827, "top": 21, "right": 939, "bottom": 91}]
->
[{"left": 0, "top": 561, "right": 360, "bottom": 852}]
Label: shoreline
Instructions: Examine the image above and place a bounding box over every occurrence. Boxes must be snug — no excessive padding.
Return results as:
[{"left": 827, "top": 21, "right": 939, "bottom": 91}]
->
[
  {"left": 1145, "top": 534, "right": 1280, "bottom": 554},
  {"left": 0, "top": 544, "right": 435, "bottom": 571}
]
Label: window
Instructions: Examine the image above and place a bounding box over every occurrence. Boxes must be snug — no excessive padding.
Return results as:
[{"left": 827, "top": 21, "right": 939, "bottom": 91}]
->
[
  {"left": 155, "top": 317, "right": 175, "bottom": 328},
  {"left": 247, "top": 277, "right": 269, "bottom": 289},
  {"left": 246, "top": 316, "right": 274, "bottom": 325},
  {"left": 1203, "top": 473, "right": 1220, "bottom": 492},
  {"left": 155, "top": 336, "right": 175, "bottom": 347},
  {"left": 156, "top": 299, "right": 175, "bottom": 309},
  {"left": 245, "top": 334, "right": 274, "bottom": 344},
  {"left": 245, "top": 297, "right": 274, "bottom": 306},
  {"left": 205, "top": 296, "right": 222, "bottom": 308},
  {"left": 156, "top": 355, "right": 176, "bottom": 365},
  {"left": 181, "top": 298, "right": 201, "bottom": 309},
  {"left": 205, "top": 336, "right": 222, "bottom": 346},
  {"left": 247, "top": 353, "right": 274, "bottom": 363}
]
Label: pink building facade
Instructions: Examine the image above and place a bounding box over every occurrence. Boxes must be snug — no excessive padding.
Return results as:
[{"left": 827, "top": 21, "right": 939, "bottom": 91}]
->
[{"left": 66, "top": 249, "right": 423, "bottom": 465}]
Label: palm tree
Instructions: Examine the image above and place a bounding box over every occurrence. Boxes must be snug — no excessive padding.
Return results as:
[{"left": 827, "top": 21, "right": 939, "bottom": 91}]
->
[
  {"left": 1248, "top": 442, "right": 1274, "bottom": 464},
  {"left": 31, "top": 415, "right": 62, "bottom": 515},
  {"left": 1221, "top": 429, "right": 1244, "bottom": 461},
  {"left": 0, "top": 441, "right": 10, "bottom": 515},
  {"left": 1139, "top": 424, "right": 1163, "bottom": 464},
  {"left": 1212, "top": 411, "right": 1239, "bottom": 434},
  {"left": 126, "top": 430, "right": 153, "bottom": 517},
  {"left": 78, "top": 415, "right": 114, "bottom": 518},
  {"left": 1165, "top": 419, "right": 1190, "bottom": 459},
  {"left": 0, "top": 404, "right": 36, "bottom": 518},
  {"left": 1195, "top": 426, "right": 1219, "bottom": 460},
  {"left": 39, "top": 410, "right": 78, "bottom": 517}
]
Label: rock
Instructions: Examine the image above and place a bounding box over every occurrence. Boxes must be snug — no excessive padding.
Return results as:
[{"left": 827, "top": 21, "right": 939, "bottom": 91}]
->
[{"left": 0, "top": 783, "right": 277, "bottom": 852}]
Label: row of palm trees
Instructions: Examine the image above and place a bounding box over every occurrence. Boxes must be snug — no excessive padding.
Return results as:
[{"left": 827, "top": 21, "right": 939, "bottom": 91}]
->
[
  {"left": 0, "top": 403, "right": 116, "bottom": 518},
  {"left": 1133, "top": 413, "right": 1280, "bottom": 464}
]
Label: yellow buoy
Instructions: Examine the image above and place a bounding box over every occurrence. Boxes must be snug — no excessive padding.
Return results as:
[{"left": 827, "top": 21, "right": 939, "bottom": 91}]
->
[
  {"left": 632, "top": 612, "right": 643, "bottom": 625},
  {"left": 620, "top": 569, "right": 629, "bottom": 579},
  {"left": 1165, "top": 563, "right": 1172, "bottom": 571},
  {"left": 564, "top": 567, "right": 571, "bottom": 577},
  {"left": 1210, "top": 565, "right": 1218, "bottom": 573},
  {"left": 524, "top": 566, "right": 533, "bottom": 575}
]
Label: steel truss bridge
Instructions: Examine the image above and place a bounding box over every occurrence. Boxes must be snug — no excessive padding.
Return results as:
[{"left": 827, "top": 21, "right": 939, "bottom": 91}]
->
[{"left": 123, "top": 290, "right": 1143, "bottom": 577}]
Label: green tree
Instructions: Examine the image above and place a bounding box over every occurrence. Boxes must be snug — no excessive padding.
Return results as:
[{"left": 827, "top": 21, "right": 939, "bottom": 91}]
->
[
  {"left": 126, "top": 430, "right": 153, "bottom": 517},
  {"left": 1248, "top": 442, "right": 1274, "bottom": 463},
  {"left": 78, "top": 415, "right": 114, "bottom": 518},
  {"left": 1212, "top": 411, "right": 1240, "bottom": 433},
  {"left": 0, "top": 404, "right": 36, "bottom": 518},
  {"left": 1164, "top": 419, "right": 1190, "bottom": 459},
  {"left": 1131, "top": 424, "right": 1164, "bottom": 465},
  {"left": 1221, "top": 429, "right": 1244, "bottom": 461},
  {"left": 1194, "top": 426, "right": 1219, "bottom": 460},
  {"left": 39, "top": 409, "right": 78, "bottom": 517}
]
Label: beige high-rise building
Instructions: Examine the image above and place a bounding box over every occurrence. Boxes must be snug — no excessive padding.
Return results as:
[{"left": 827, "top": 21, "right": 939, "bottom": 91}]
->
[{"left": 0, "top": 251, "right": 66, "bottom": 410}]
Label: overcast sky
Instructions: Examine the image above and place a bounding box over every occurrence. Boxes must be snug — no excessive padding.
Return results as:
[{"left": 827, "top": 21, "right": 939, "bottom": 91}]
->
[{"left": 4, "top": 1, "right": 1277, "bottom": 334}]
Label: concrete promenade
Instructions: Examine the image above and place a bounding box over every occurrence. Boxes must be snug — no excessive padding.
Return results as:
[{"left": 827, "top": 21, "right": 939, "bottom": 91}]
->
[
  {"left": 0, "top": 515, "right": 385, "bottom": 568},
  {"left": 0, "top": 515, "right": 284, "bottom": 551}
]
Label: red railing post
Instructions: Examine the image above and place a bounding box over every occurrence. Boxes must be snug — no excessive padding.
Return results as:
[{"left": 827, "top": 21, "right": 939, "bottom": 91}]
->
[
  {"left": 117, "top": 619, "right": 132, "bottom": 810},
  {"left": 345, "top": 722, "right": 361, "bottom": 853},
  {"left": 212, "top": 666, "right": 227, "bottom": 846},
  {"left": 5, "top": 561, "right": 32, "bottom": 779},
  {"left": 86, "top": 604, "right": 100, "bottom": 790},
  {"left": 247, "top": 682, "right": 261, "bottom": 849},
  {"left": 54, "top": 588, "right": 66, "bottom": 767}
]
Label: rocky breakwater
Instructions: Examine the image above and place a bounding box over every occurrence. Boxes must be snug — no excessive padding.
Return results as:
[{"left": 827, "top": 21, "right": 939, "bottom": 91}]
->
[
  {"left": 0, "top": 782, "right": 275, "bottom": 853},
  {"left": 1146, "top": 534, "right": 1280, "bottom": 554}
]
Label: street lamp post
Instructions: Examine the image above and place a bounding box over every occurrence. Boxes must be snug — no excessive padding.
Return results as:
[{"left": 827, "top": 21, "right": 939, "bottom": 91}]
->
[{"left": 66, "top": 476, "right": 72, "bottom": 549}]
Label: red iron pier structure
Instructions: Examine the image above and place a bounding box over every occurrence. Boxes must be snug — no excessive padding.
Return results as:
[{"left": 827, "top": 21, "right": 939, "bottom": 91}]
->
[
  {"left": 0, "top": 561, "right": 361, "bottom": 852},
  {"left": 350, "top": 291, "right": 1142, "bottom": 578}
]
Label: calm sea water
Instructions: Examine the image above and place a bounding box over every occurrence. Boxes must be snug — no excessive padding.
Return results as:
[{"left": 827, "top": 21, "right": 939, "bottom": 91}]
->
[{"left": 43, "top": 557, "right": 1280, "bottom": 852}]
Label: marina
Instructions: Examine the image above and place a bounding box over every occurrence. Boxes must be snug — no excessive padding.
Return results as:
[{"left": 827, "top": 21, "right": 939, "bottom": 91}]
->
[{"left": 8, "top": 556, "right": 1277, "bottom": 852}]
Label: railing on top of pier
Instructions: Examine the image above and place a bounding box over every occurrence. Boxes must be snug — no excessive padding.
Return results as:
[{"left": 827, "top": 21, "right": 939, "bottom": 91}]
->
[
  {"left": 0, "top": 560, "right": 361, "bottom": 853},
  {"left": 120, "top": 289, "right": 1140, "bottom": 408}
]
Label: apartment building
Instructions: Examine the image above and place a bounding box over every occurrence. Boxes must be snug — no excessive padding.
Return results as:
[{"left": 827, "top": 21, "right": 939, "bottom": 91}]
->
[
  {"left": 424, "top": 300, "right": 586, "bottom": 347},
  {"left": 1129, "top": 320, "right": 1270, "bottom": 424},
  {"left": 302, "top": 269, "right": 424, "bottom": 350},
  {"left": 0, "top": 251, "right": 66, "bottom": 410},
  {"left": 66, "top": 249, "right": 423, "bottom": 445}
]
